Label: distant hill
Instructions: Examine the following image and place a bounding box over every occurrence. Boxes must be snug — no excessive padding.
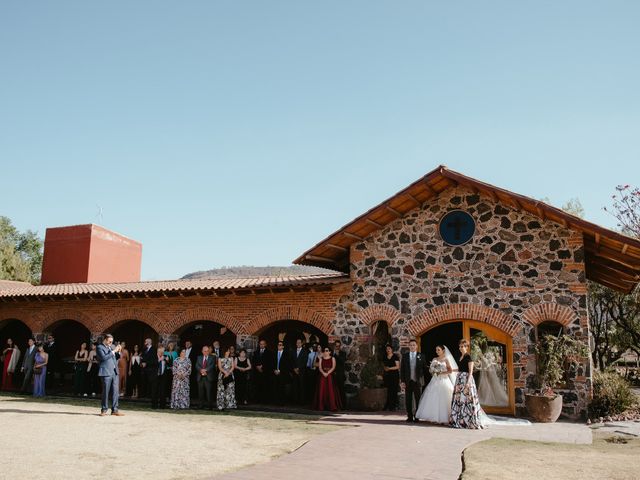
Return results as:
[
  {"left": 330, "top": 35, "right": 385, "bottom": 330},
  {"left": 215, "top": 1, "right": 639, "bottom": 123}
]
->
[{"left": 181, "top": 265, "right": 339, "bottom": 280}]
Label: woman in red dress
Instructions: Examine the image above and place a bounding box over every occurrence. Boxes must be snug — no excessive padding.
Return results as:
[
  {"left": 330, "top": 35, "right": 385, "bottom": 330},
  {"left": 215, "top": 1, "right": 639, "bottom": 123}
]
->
[
  {"left": 313, "top": 346, "right": 342, "bottom": 411},
  {"left": 2, "top": 338, "right": 20, "bottom": 390}
]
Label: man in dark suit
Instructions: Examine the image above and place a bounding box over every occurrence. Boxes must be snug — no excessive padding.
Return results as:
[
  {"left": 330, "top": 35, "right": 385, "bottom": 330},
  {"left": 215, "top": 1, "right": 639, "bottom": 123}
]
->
[
  {"left": 332, "top": 339, "right": 347, "bottom": 406},
  {"left": 252, "top": 339, "right": 273, "bottom": 404},
  {"left": 272, "top": 341, "right": 290, "bottom": 405},
  {"left": 195, "top": 345, "right": 216, "bottom": 410},
  {"left": 96, "top": 334, "right": 124, "bottom": 416},
  {"left": 304, "top": 342, "right": 319, "bottom": 404},
  {"left": 20, "top": 337, "right": 37, "bottom": 393},
  {"left": 400, "top": 339, "right": 426, "bottom": 423},
  {"left": 140, "top": 337, "right": 157, "bottom": 398},
  {"left": 290, "top": 338, "right": 308, "bottom": 404},
  {"left": 150, "top": 346, "right": 169, "bottom": 409},
  {"left": 44, "top": 334, "right": 61, "bottom": 391}
]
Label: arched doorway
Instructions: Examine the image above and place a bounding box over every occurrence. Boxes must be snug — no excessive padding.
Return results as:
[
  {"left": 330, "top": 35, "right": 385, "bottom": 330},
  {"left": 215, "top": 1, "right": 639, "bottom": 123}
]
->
[
  {"left": 177, "top": 321, "right": 237, "bottom": 354},
  {"left": 47, "top": 319, "right": 92, "bottom": 391},
  {"left": 419, "top": 320, "right": 514, "bottom": 415},
  {"left": 371, "top": 321, "right": 393, "bottom": 361},
  {"left": 0, "top": 318, "right": 32, "bottom": 352},
  {"left": 110, "top": 320, "right": 159, "bottom": 353},
  {"left": 257, "top": 320, "right": 328, "bottom": 352}
]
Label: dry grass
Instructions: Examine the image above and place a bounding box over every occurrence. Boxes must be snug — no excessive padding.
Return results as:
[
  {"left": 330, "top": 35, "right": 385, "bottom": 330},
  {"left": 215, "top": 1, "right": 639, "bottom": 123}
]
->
[
  {"left": 0, "top": 395, "right": 339, "bottom": 479},
  {"left": 461, "top": 433, "right": 640, "bottom": 480}
]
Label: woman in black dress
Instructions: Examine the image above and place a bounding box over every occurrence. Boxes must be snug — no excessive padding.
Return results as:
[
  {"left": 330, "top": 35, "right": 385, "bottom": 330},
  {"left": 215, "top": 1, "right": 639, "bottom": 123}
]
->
[
  {"left": 129, "top": 344, "right": 141, "bottom": 398},
  {"left": 234, "top": 349, "right": 252, "bottom": 405},
  {"left": 73, "top": 342, "right": 89, "bottom": 396},
  {"left": 382, "top": 344, "right": 400, "bottom": 411}
]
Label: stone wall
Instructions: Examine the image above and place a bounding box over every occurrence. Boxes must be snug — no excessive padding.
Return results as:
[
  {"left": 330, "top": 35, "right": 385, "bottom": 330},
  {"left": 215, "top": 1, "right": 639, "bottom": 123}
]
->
[{"left": 335, "top": 187, "right": 591, "bottom": 418}]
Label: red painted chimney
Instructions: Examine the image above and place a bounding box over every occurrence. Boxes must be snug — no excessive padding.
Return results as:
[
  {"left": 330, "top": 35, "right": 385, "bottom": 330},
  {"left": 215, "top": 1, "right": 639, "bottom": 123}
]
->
[{"left": 41, "top": 224, "right": 142, "bottom": 285}]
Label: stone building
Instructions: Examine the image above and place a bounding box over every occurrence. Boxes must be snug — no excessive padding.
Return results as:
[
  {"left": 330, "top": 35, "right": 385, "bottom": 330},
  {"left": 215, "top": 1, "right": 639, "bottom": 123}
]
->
[{"left": 2, "top": 166, "right": 639, "bottom": 418}]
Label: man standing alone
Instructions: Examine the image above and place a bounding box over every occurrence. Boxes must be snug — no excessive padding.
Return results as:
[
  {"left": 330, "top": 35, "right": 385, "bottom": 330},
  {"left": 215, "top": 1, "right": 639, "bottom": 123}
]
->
[
  {"left": 97, "top": 334, "right": 124, "bottom": 416},
  {"left": 400, "top": 339, "right": 425, "bottom": 423}
]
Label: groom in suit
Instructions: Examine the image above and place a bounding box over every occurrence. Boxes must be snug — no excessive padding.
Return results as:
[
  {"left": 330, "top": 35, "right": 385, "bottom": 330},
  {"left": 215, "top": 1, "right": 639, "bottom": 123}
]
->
[
  {"left": 400, "top": 339, "right": 426, "bottom": 423},
  {"left": 97, "top": 334, "right": 124, "bottom": 416}
]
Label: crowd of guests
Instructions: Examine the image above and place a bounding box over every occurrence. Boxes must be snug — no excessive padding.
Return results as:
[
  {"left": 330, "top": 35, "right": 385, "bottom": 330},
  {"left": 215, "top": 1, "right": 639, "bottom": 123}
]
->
[{"left": 1, "top": 336, "right": 346, "bottom": 413}]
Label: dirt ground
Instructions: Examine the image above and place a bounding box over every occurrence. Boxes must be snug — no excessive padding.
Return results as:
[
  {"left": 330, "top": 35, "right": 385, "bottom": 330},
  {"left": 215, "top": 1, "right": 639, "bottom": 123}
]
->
[
  {"left": 0, "top": 395, "right": 337, "bottom": 479},
  {"left": 461, "top": 433, "right": 640, "bottom": 480}
]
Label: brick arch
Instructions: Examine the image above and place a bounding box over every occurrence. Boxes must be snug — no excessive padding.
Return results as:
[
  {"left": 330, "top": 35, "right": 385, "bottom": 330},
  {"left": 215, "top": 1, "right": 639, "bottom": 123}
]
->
[
  {"left": 0, "top": 309, "right": 38, "bottom": 333},
  {"left": 521, "top": 303, "right": 578, "bottom": 328},
  {"left": 246, "top": 305, "right": 333, "bottom": 336},
  {"left": 357, "top": 304, "right": 401, "bottom": 327},
  {"left": 37, "top": 308, "right": 95, "bottom": 333},
  {"left": 170, "top": 307, "right": 246, "bottom": 335},
  {"left": 407, "top": 303, "right": 521, "bottom": 337},
  {"left": 98, "top": 308, "right": 162, "bottom": 334}
]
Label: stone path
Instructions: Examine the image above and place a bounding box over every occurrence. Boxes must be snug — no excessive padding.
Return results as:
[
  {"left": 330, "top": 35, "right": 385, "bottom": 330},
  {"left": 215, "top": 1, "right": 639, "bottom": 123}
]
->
[{"left": 215, "top": 413, "right": 591, "bottom": 480}]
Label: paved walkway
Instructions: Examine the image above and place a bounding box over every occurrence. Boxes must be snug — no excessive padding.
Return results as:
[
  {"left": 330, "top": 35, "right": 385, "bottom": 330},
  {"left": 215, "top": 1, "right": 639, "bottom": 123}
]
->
[{"left": 215, "top": 413, "right": 591, "bottom": 480}]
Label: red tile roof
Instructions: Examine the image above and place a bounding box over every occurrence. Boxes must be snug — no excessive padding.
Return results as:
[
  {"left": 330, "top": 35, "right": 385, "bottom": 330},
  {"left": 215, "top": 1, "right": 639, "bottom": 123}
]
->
[{"left": 0, "top": 273, "right": 349, "bottom": 299}]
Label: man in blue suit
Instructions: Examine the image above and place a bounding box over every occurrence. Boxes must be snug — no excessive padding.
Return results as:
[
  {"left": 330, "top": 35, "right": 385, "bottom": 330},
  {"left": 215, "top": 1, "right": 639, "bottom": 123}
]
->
[{"left": 97, "top": 334, "right": 124, "bottom": 416}]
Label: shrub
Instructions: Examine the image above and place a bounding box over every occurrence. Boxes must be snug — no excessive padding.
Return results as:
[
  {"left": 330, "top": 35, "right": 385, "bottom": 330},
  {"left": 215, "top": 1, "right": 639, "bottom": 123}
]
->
[
  {"left": 534, "top": 333, "right": 590, "bottom": 395},
  {"left": 589, "top": 370, "right": 637, "bottom": 418},
  {"left": 360, "top": 356, "right": 384, "bottom": 388}
]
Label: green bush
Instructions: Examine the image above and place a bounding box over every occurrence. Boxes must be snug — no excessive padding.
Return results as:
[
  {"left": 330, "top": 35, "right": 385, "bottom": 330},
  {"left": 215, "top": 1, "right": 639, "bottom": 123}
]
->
[
  {"left": 589, "top": 370, "right": 636, "bottom": 418},
  {"left": 360, "top": 356, "right": 384, "bottom": 388}
]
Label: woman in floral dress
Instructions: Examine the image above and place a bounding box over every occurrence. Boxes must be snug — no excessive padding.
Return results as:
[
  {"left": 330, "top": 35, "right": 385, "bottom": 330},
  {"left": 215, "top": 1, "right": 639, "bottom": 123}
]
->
[
  {"left": 450, "top": 339, "right": 487, "bottom": 429},
  {"left": 217, "top": 347, "right": 236, "bottom": 410},
  {"left": 170, "top": 349, "right": 191, "bottom": 409}
]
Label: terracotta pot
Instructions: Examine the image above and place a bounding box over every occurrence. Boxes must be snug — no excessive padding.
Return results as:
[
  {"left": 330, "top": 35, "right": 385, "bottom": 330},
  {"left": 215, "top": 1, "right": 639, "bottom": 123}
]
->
[
  {"left": 357, "top": 387, "right": 388, "bottom": 411},
  {"left": 525, "top": 393, "right": 563, "bottom": 423}
]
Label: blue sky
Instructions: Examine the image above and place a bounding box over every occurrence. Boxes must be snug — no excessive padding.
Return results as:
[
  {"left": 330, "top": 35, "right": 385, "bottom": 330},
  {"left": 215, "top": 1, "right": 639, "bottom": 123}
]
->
[{"left": 1, "top": 2, "right": 639, "bottom": 280}]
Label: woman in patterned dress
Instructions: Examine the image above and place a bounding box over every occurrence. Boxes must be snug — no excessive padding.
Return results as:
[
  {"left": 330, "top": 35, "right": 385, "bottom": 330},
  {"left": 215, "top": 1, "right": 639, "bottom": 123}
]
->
[
  {"left": 170, "top": 349, "right": 191, "bottom": 409},
  {"left": 217, "top": 347, "right": 236, "bottom": 411},
  {"left": 450, "top": 338, "right": 487, "bottom": 429}
]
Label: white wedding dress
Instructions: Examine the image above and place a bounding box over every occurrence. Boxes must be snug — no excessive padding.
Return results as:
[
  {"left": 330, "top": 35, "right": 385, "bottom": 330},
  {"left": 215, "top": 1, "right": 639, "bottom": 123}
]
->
[{"left": 415, "top": 358, "right": 456, "bottom": 424}]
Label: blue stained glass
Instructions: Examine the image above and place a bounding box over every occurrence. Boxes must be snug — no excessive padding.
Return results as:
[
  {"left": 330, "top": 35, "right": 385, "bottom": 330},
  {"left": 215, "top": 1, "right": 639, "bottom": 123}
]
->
[{"left": 439, "top": 210, "right": 475, "bottom": 246}]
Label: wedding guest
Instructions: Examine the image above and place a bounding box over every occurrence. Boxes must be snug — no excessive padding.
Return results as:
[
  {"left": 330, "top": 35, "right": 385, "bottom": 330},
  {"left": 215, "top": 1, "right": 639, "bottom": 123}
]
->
[
  {"left": 313, "top": 346, "right": 341, "bottom": 411},
  {"left": 332, "top": 340, "right": 347, "bottom": 405},
  {"left": 217, "top": 347, "right": 236, "bottom": 411},
  {"left": 117, "top": 341, "right": 130, "bottom": 397},
  {"left": 140, "top": 338, "right": 157, "bottom": 398},
  {"left": 165, "top": 342, "right": 178, "bottom": 362},
  {"left": 183, "top": 340, "right": 197, "bottom": 395},
  {"left": 86, "top": 343, "right": 99, "bottom": 397},
  {"left": 304, "top": 342, "right": 319, "bottom": 403},
  {"left": 272, "top": 341, "right": 290, "bottom": 405},
  {"left": 163, "top": 342, "right": 177, "bottom": 398},
  {"left": 212, "top": 340, "right": 222, "bottom": 359},
  {"left": 450, "top": 339, "right": 485, "bottom": 429},
  {"left": 252, "top": 339, "right": 272, "bottom": 404},
  {"left": 2, "top": 338, "right": 20, "bottom": 390},
  {"left": 170, "top": 349, "right": 191, "bottom": 410},
  {"left": 44, "top": 334, "right": 61, "bottom": 391},
  {"left": 382, "top": 344, "right": 400, "bottom": 411},
  {"left": 73, "top": 342, "right": 89, "bottom": 396},
  {"left": 228, "top": 345, "right": 237, "bottom": 358},
  {"left": 400, "top": 339, "right": 426, "bottom": 423},
  {"left": 97, "top": 334, "right": 124, "bottom": 416},
  {"left": 313, "top": 344, "right": 323, "bottom": 369},
  {"left": 234, "top": 349, "right": 251, "bottom": 405},
  {"left": 33, "top": 343, "right": 48, "bottom": 398},
  {"left": 150, "top": 346, "right": 169, "bottom": 409},
  {"left": 20, "top": 338, "right": 37, "bottom": 393},
  {"left": 129, "top": 345, "right": 141, "bottom": 398},
  {"left": 290, "top": 338, "right": 308, "bottom": 404},
  {"left": 196, "top": 345, "right": 215, "bottom": 410}
]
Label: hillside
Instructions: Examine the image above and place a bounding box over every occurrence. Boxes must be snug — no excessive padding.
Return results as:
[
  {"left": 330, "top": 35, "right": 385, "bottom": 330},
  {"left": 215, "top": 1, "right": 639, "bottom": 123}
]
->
[{"left": 181, "top": 265, "right": 339, "bottom": 279}]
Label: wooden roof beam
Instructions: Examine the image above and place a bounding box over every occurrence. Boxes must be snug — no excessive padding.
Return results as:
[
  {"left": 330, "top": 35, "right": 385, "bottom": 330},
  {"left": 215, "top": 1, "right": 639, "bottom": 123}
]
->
[
  {"left": 305, "top": 254, "right": 338, "bottom": 264},
  {"left": 385, "top": 205, "right": 402, "bottom": 218},
  {"left": 595, "top": 232, "right": 601, "bottom": 251},
  {"left": 365, "top": 218, "right": 383, "bottom": 228},
  {"left": 343, "top": 231, "right": 363, "bottom": 241},
  {"left": 622, "top": 243, "right": 629, "bottom": 255},
  {"left": 327, "top": 243, "right": 348, "bottom": 253},
  {"left": 406, "top": 192, "right": 421, "bottom": 206}
]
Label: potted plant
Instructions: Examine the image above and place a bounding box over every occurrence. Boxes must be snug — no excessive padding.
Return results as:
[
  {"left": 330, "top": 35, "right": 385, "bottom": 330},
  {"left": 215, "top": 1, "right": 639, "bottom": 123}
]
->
[
  {"left": 357, "top": 356, "right": 387, "bottom": 410},
  {"left": 525, "top": 333, "right": 589, "bottom": 422}
]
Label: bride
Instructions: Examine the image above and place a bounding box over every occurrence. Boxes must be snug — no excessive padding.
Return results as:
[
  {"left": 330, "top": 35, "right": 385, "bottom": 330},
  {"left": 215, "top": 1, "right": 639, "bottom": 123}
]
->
[{"left": 415, "top": 344, "right": 457, "bottom": 424}]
